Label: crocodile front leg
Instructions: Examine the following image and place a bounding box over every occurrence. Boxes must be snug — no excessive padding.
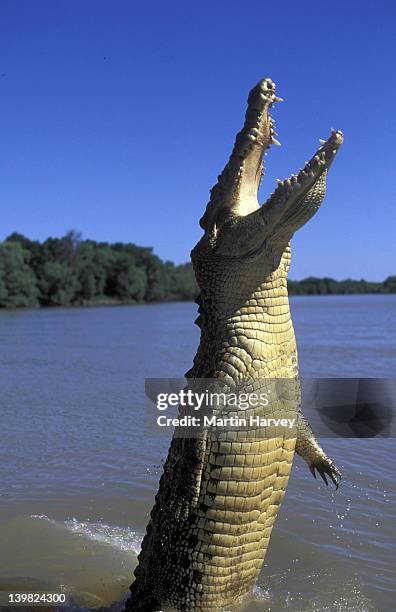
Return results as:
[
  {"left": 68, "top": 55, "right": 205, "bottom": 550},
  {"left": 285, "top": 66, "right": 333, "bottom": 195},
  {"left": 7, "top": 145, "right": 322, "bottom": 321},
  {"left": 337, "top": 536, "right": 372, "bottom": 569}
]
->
[{"left": 295, "top": 411, "right": 342, "bottom": 487}]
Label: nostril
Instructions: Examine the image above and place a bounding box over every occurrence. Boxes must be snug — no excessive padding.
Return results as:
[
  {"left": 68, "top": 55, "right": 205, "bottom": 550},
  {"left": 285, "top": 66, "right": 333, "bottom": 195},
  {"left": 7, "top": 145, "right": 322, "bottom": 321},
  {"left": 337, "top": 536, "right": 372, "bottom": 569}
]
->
[{"left": 258, "top": 78, "right": 275, "bottom": 93}]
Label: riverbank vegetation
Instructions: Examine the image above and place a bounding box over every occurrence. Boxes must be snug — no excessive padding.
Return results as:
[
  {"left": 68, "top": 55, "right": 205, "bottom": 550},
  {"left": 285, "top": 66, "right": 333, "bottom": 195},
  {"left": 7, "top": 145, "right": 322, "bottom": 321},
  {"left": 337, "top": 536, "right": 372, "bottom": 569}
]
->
[{"left": 0, "top": 232, "right": 395, "bottom": 308}]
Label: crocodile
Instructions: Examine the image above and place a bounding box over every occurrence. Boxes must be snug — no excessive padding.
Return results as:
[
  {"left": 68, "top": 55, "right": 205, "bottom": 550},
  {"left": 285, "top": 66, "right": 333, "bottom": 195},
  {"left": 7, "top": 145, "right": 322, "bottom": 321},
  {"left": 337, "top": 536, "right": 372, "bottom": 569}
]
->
[{"left": 126, "top": 77, "right": 343, "bottom": 611}]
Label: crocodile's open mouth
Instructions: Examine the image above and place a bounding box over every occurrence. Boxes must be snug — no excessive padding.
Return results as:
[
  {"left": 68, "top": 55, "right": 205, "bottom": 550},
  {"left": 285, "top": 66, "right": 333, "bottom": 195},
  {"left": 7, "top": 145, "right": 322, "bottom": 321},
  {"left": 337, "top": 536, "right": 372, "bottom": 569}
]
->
[
  {"left": 251, "top": 77, "right": 344, "bottom": 237},
  {"left": 199, "top": 77, "right": 344, "bottom": 239},
  {"left": 244, "top": 79, "right": 344, "bottom": 228}
]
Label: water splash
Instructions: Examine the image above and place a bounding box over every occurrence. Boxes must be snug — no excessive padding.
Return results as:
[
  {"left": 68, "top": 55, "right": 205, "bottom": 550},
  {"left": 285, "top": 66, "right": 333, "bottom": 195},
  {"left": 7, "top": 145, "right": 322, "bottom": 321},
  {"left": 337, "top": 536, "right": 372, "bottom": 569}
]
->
[{"left": 30, "top": 514, "right": 142, "bottom": 555}]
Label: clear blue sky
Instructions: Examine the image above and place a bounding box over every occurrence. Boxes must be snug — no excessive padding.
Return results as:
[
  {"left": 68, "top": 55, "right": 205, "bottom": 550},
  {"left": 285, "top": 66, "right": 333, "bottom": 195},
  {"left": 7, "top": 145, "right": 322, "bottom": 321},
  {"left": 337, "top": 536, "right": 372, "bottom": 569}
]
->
[{"left": 1, "top": 1, "right": 395, "bottom": 280}]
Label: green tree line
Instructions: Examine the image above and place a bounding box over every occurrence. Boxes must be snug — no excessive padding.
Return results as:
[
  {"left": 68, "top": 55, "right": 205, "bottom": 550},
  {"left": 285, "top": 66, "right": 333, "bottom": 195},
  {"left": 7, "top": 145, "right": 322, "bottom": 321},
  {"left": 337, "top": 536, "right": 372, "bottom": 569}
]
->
[
  {"left": 0, "top": 231, "right": 197, "bottom": 308},
  {"left": 288, "top": 276, "right": 396, "bottom": 295},
  {"left": 0, "top": 231, "right": 395, "bottom": 308}
]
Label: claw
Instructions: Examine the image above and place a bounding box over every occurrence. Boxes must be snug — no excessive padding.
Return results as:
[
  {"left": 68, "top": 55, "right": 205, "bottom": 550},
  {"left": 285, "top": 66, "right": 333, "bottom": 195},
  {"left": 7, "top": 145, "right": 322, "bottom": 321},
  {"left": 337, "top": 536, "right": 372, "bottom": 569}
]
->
[
  {"left": 327, "top": 463, "right": 342, "bottom": 489},
  {"left": 309, "top": 461, "right": 342, "bottom": 490},
  {"left": 318, "top": 470, "right": 328, "bottom": 486}
]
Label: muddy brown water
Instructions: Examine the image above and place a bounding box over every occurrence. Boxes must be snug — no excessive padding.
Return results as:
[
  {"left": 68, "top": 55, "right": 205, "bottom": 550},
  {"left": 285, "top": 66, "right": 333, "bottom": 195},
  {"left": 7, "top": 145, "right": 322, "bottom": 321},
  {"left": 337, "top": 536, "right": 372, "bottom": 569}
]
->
[{"left": 0, "top": 296, "right": 395, "bottom": 611}]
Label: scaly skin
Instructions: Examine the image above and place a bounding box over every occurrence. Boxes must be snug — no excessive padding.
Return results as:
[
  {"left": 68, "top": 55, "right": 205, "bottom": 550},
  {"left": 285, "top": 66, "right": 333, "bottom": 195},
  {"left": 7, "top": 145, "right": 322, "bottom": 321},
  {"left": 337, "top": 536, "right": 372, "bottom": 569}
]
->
[{"left": 126, "top": 78, "right": 343, "bottom": 611}]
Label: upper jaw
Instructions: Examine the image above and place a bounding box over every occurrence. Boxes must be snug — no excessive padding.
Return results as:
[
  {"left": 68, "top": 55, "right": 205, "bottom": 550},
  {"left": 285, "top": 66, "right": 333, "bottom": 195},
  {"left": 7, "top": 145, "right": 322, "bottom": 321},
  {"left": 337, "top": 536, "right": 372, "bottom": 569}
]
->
[
  {"left": 245, "top": 77, "right": 283, "bottom": 147},
  {"left": 235, "top": 78, "right": 283, "bottom": 199},
  {"left": 199, "top": 78, "right": 284, "bottom": 231}
]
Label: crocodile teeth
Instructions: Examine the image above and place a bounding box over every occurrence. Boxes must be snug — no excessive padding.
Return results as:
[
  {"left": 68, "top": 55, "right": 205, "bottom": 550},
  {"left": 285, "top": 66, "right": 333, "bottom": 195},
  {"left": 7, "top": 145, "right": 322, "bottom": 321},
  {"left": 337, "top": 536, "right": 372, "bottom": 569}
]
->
[
  {"left": 274, "top": 96, "right": 284, "bottom": 102},
  {"left": 319, "top": 138, "right": 326, "bottom": 145},
  {"left": 271, "top": 138, "right": 281, "bottom": 146}
]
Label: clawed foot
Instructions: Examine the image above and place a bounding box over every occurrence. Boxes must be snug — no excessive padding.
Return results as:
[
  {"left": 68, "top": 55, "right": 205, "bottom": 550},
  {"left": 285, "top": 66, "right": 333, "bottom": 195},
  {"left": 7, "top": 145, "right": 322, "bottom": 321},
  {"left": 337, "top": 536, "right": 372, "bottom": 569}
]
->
[{"left": 309, "top": 458, "right": 342, "bottom": 489}]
